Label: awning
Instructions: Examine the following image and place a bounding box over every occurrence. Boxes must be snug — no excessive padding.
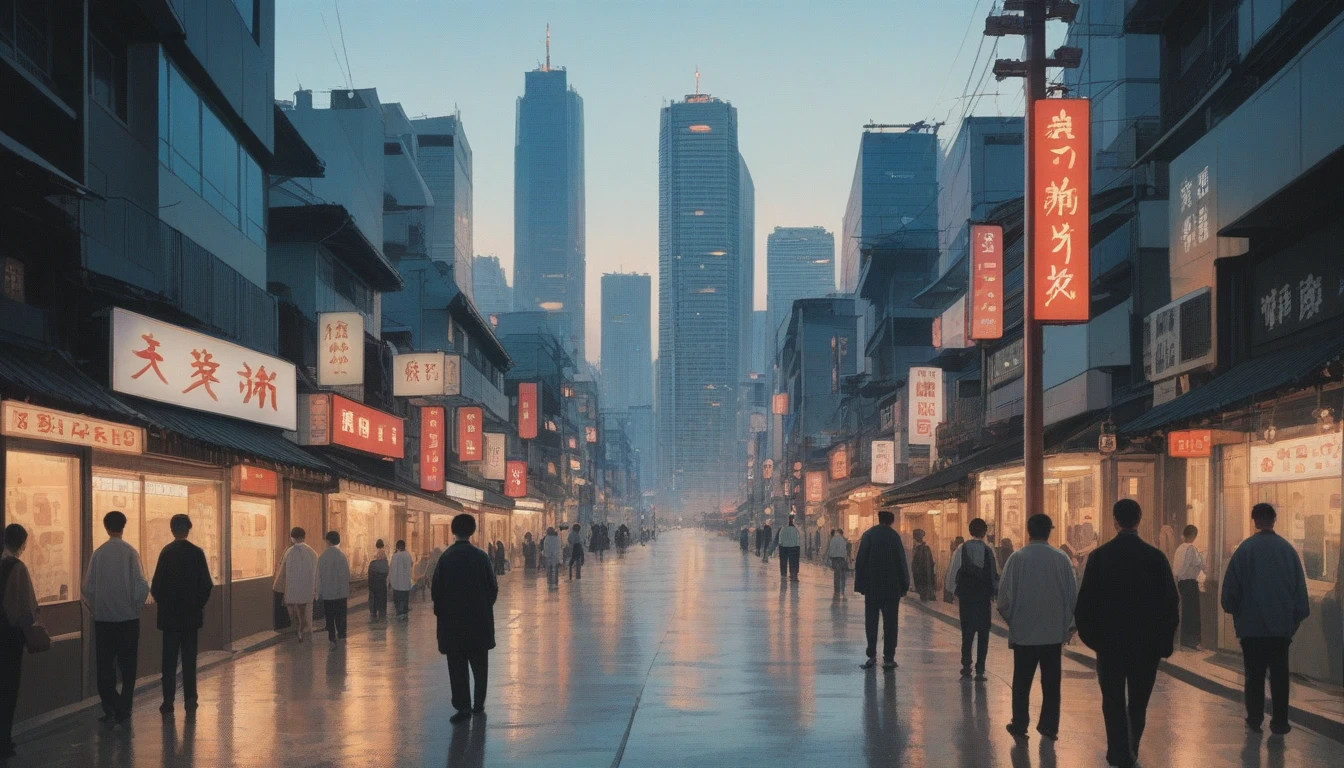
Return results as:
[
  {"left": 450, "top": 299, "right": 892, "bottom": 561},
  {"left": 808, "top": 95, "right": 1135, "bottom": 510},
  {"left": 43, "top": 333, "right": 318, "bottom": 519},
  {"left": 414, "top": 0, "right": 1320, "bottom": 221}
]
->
[
  {"left": 0, "top": 339, "right": 143, "bottom": 422},
  {"left": 1122, "top": 334, "right": 1344, "bottom": 435},
  {"left": 0, "top": 129, "right": 99, "bottom": 198},
  {"left": 131, "top": 401, "right": 329, "bottom": 472}
]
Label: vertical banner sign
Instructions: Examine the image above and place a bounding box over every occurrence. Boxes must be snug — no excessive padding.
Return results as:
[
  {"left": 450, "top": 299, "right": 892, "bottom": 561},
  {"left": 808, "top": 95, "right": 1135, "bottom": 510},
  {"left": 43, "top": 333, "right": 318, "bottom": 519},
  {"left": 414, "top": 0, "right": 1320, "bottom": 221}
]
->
[
  {"left": 907, "top": 367, "right": 944, "bottom": 446},
  {"left": 483, "top": 433, "right": 506, "bottom": 480},
  {"left": 420, "top": 407, "right": 444, "bottom": 492},
  {"left": 772, "top": 392, "right": 789, "bottom": 415},
  {"left": 829, "top": 444, "right": 850, "bottom": 480},
  {"left": 505, "top": 460, "right": 528, "bottom": 498},
  {"left": 458, "top": 406, "right": 482, "bottom": 461},
  {"left": 318, "top": 312, "right": 364, "bottom": 386},
  {"left": 871, "top": 440, "right": 896, "bottom": 484},
  {"left": 1033, "top": 98, "right": 1091, "bottom": 323},
  {"left": 805, "top": 471, "right": 825, "bottom": 503},
  {"left": 970, "top": 224, "right": 1004, "bottom": 339},
  {"left": 517, "top": 382, "right": 539, "bottom": 439}
]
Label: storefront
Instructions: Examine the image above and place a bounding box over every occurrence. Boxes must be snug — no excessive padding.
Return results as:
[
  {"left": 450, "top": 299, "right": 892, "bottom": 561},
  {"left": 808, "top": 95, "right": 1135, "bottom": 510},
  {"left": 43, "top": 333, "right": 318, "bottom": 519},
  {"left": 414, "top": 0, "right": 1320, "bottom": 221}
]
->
[
  {"left": 511, "top": 497, "right": 546, "bottom": 554},
  {"left": 896, "top": 497, "right": 967, "bottom": 587},
  {"left": 407, "top": 492, "right": 461, "bottom": 560},
  {"left": 327, "top": 479, "right": 402, "bottom": 581}
]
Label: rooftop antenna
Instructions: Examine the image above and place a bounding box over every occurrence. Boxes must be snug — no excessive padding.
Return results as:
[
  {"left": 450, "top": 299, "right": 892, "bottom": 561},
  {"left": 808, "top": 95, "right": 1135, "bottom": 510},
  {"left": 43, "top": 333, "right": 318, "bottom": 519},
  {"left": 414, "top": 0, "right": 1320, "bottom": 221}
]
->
[
  {"left": 544, "top": 23, "right": 550, "bottom": 72},
  {"left": 694, "top": 65, "right": 700, "bottom": 96}
]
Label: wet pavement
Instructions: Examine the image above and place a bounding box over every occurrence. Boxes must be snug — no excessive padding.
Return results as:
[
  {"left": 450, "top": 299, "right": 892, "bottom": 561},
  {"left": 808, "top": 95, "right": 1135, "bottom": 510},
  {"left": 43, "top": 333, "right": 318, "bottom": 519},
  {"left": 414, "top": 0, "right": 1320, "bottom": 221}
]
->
[{"left": 9, "top": 530, "right": 1341, "bottom": 767}]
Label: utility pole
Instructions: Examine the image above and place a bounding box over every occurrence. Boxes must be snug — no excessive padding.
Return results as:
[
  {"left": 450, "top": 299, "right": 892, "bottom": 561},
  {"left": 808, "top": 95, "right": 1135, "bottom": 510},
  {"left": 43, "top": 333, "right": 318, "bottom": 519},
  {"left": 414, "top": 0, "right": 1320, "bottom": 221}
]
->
[{"left": 985, "top": 1, "right": 1081, "bottom": 520}]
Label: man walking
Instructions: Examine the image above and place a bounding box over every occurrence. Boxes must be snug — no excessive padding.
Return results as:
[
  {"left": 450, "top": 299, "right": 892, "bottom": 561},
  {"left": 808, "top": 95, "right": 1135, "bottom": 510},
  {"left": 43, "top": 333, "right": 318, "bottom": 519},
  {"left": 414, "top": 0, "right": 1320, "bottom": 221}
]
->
[
  {"left": 777, "top": 516, "right": 801, "bottom": 582},
  {"left": 911, "top": 529, "right": 936, "bottom": 601},
  {"left": 318, "top": 531, "right": 351, "bottom": 648},
  {"left": 433, "top": 514, "right": 499, "bottom": 724},
  {"left": 945, "top": 518, "right": 998, "bottom": 681},
  {"left": 274, "top": 527, "right": 319, "bottom": 641},
  {"left": 1075, "top": 500, "right": 1179, "bottom": 767},
  {"left": 1172, "top": 525, "right": 1205, "bottom": 649},
  {"left": 568, "top": 524, "right": 585, "bottom": 580},
  {"left": 827, "top": 528, "right": 850, "bottom": 599},
  {"left": 854, "top": 510, "right": 910, "bottom": 670},
  {"left": 150, "top": 514, "right": 212, "bottom": 715},
  {"left": 760, "top": 522, "right": 773, "bottom": 564},
  {"left": 998, "top": 513, "right": 1076, "bottom": 741},
  {"left": 391, "top": 540, "right": 414, "bottom": 619},
  {"left": 83, "top": 511, "right": 150, "bottom": 724},
  {"left": 1221, "top": 503, "right": 1310, "bottom": 735},
  {"left": 368, "top": 540, "right": 390, "bottom": 621},
  {"left": 542, "top": 527, "right": 563, "bottom": 586}
]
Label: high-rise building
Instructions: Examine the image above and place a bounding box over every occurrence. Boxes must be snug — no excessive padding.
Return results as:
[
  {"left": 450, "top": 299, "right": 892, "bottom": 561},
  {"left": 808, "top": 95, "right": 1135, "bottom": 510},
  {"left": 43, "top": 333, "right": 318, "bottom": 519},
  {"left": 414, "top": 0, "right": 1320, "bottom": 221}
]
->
[
  {"left": 751, "top": 310, "right": 769, "bottom": 375},
  {"left": 841, "top": 127, "right": 940, "bottom": 293},
  {"left": 658, "top": 91, "right": 753, "bottom": 514},
  {"left": 766, "top": 226, "right": 835, "bottom": 350},
  {"left": 600, "top": 273, "right": 653, "bottom": 412},
  {"left": 514, "top": 54, "right": 586, "bottom": 360},
  {"left": 472, "top": 255, "right": 513, "bottom": 320},
  {"left": 410, "top": 114, "right": 474, "bottom": 299}
]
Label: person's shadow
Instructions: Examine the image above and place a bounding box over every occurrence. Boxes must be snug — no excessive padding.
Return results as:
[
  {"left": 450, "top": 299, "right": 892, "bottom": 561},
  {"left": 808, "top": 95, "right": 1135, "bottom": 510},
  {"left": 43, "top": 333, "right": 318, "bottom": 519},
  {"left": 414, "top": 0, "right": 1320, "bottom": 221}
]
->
[
  {"left": 446, "top": 715, "right": 487, "bottom": 768},
  {"left": 861, "top": 667, "right": 906, "bottom": 766}
]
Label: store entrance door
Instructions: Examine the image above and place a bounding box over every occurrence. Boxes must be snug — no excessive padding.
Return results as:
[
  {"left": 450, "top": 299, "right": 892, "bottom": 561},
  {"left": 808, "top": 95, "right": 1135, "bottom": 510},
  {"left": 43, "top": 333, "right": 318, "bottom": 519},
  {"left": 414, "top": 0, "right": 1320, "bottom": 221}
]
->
[{"left": 1114, "top": 461, "right": 1157, "bottom": 545}]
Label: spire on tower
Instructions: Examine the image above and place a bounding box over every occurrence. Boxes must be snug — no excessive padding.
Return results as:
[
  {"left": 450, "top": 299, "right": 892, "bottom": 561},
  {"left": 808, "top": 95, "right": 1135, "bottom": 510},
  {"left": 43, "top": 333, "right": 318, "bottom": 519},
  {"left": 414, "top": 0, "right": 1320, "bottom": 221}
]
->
[
  {"left": 545, "top": 23, "right": 551, "bottom": 72},
  {"left": 694, "top": 66, "right": 700, "bottom": 96}
]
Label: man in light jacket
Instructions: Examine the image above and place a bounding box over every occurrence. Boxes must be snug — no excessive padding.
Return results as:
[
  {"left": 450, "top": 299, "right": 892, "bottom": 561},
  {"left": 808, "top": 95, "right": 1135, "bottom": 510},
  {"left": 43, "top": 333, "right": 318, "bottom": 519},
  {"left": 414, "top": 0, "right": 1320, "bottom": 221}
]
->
[
  {"left": 150, "top": 514, "right": 213, "bottom": 714},
  {"left": 826, "top": 529, "right": 850, "bottom": 599},
  {"left": 777, "top": 517, "right": 801, "bottom": 582},
  {"left": 542, "top": 528, "right": 563, "bottom": 586},
  {"left": 1172, "top": 524, "right": 1205, "bottom": 649},
  {"left": 1221, "top": 503, "right": 1310, "bottom": 735},
  {"left": 318, "top": 531, "right": 351, "bottom": 648},
  {"left": 391, "top": 540, "right": 414, "bottom": 619},
  {"left": 946, "top": 518, "right": 998, "bottom": 681},
  {"left": 84, "top": 511, "right": 150, "bottom": 724},
  {"left": 273, "top": 527, "right": 319, "bottom": 642},
  {"left": 998, "top": 513, "right": 1077, "bottom": 742}
]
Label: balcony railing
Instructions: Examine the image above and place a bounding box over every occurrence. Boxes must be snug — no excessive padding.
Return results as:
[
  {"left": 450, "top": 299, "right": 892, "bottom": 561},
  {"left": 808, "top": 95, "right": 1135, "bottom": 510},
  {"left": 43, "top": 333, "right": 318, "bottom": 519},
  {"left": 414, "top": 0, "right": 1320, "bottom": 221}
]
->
[{"left": 83, "top": 197, "right": 277, "bottom": 354}]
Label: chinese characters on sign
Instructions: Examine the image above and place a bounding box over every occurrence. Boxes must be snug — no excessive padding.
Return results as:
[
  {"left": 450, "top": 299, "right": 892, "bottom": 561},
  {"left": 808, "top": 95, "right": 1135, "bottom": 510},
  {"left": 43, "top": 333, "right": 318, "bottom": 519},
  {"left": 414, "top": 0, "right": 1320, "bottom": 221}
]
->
[
  {"left": 233, "top": 465, "right": 278, "bottom": 496},
  {"left": 111, "top": 308, "right": 297, "bottom": 429},
  {"left": 318, "top": 312, "right": 364, "bottom": 387},
  {"left": 484, "top": 433, "right": 506, "bottom": 480},
  {"left": 458, "top": 406, "right": 482, "bottom": 461},
  {"left": 772, "top": 392, "right": 789, "bottom": 416},
  {"left": 1032, "top": 99, "right": 1090, "bottom": 323},
  {"left": 420, "top": 407, "right": 445, "bottom": 492},
  {"left": 517, "top": 383, "right": 538, "bottom": 439},
  {"left": 304, "top": 393, "right": 404, "bottom": 459},
  {"left": 585, "top": 426, "right": 598, "bottom": 444},
  {"left": 505, "top": 460, "right": 528, "bottom": 498},
  {"left": 1, "top": 401, "right": 144, "bottom": 455},
  {"left": 1249, "top": 431, "right": 1341, "bottom": 484},
  {"left": 906, "top": 367, "right": 944, "bottom": 446},
  {"left": 1178, "top": 165, "right": 1212, "bottom": 256},
  {"left": 1249, "top": 234, "right": 1344, "bottom": 348},
  {"left": 805, "top": 471, "right": 825, "bottom": 503},
  {"left": 1167, "top": 429, "right": 1212, "bottom": 459},
  {"left": 871, "top": 440, "right": 895, "bottom": 485},
  {"left": 828, "top": 444, "right": 850, "bottom": 481},
  {"left": 391, "top": 352, "right": 462, "bottom": 397},
  {"left": 970, "top": 224, "right": 1004, "bottom": 339}
]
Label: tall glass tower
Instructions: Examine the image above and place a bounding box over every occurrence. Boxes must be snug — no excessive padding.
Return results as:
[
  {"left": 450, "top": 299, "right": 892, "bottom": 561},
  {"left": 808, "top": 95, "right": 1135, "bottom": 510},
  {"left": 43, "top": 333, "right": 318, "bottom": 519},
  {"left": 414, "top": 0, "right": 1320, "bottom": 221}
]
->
[
  {"left": 514, "top": 54, "right": 586, "bottom": 360},
  {"left": 766, "top": 226, "right": 836, "bottom": 351},
  {"left": 658, "top": 91, "right": 753, "bottom": 515},
  {"left": 601, "top": 272, "right": 653, "bottom": 412}
]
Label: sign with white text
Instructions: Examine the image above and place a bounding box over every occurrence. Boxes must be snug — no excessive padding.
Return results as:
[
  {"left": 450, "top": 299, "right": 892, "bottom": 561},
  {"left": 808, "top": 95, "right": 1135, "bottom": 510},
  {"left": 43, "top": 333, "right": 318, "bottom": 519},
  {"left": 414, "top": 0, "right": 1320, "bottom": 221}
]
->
[
  {"left": 458, "top": 406, "right": 482, "bottom": 461},
  {"left": 420, "top": 407, "right": 444, "bottom": 492},
  {"left": 484, "top": 432, "right": 506, "bottom": 480},
  {"left": 505, "top": 461, "right": 528, "bottom": 498},
  {"left": 318, "top": 312, "right": 364, "bottom": 386},
  {"left": 871, "top": 440, "right": 895, "bottom": 484},
  {"left": 970, "top": 224, "right": 1004, "bottom": 339}
]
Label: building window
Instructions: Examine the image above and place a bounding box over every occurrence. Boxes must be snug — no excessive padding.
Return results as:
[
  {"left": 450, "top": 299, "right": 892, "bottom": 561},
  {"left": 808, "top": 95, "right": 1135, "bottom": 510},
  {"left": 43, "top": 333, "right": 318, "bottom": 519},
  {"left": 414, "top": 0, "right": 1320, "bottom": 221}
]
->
[
  {"left": 3, "top": 450, "right": 81, "bottom": 605},
  {"left": 2, "top": 257, "right": 24, "bottom": 302},
  {"left": 230, "top": 496, "right": 274, "bottom": 580},
  {"left": 92, "top": 471, "right": 223, "bottom": 584},
  {"left": 230, "top": 0, "right": 256, "bottom": 37},
  {"left": 89, "top": 32, "right": 127, "bottom": 120},
  {"left": 328, "top": 494, "right": 393, "bottom": 579},
  {"left": 0, "top": 0, "right": 54, "bottom": 88}
]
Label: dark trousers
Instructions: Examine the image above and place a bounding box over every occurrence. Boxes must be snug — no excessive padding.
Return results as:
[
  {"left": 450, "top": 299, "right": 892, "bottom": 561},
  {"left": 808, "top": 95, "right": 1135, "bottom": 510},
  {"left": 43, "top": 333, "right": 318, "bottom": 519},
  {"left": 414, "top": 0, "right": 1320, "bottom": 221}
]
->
[
  {"left": 961, "top": 628, "right": 990, "bottom": 674},
  {"left": 0, "top": 642, "right": 22, "bottom": 749},
  {"left": 369, "top": 579, "right": 387, "bottom": 619},
  {"left": 1178, "top": 579, "right": 1201, "bottom": 648},
  {"left": 864, "top": 597, "right": 900, "bottom": 661},
  {"left": 831, "top": 558, "right": 848, "bottom": 595},
  {"left": 1010, "top": 643, "right": 1062, "bottom": 734},
  {"left": 324, "top": 599, "right": 348, "bottom": 641},
  {"left": 569, "top": 552, "right": 583, "bottom": 579},
  {"left": 160, "top": 628, "right": 199, "bottom": 706},
  {"left": 778, "top": 546, "right": 800, "bottom": 579},
  {"left": 1096, "top": 650, "right": 1160, "bottom": 765},
  {"left": 446, "top": 649, "right": 489, "bottom": 713},
  {"left": 1241, "top": 637, "right": 1291, "bottom": 728},
  {"left": 95, "top": 619, "right": 140, "bottom": 718},
  {"left": 393, "top": 590, "right": 410, "bottom": 616}
]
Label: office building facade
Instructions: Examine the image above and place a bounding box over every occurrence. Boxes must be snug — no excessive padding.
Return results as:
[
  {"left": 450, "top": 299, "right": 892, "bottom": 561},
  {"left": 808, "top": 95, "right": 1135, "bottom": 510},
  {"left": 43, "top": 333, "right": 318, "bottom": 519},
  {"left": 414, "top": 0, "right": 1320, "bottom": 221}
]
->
[
  {"left": 410, "top": 114, "right": 474, "bottom": 300},
  {"left": 766, "top": 226, "right": 836, "bottom": 353},
  {"left": 472, "top": 254, "right": 514, "bottom": 320},
  {"left": 600, "top": 272, "right": 653, "bottom": 412}
]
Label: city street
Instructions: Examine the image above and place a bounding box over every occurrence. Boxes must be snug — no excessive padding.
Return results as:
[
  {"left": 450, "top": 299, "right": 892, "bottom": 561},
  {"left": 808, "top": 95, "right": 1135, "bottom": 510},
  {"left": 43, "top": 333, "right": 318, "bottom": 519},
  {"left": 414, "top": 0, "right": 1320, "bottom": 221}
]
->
[{"left": 7, "top": 530, "right": 1340, "bottom": 767}]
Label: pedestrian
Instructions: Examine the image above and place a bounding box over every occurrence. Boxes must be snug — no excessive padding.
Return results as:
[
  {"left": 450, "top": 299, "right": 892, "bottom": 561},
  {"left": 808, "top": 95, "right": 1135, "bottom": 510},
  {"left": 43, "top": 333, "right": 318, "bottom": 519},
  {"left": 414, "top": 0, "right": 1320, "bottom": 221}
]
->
[
  {"left": 1, "top": 524, "right": 42, "bottom": 759},
  {"left": 432, "top": 514, "right": 498, "bottom": 724},
  {"left": 951, "top": 536, "right": 965, "bottom": 557},
  {"left": 368, "top": 540, "right": 390, "bottom": 621},
  {"left": 493, "top": 540, "right": 506, "bottom": 575},
  {"left": 911, "top": 529, "right": 936, "bottom": 601},
  {"left": 1172, "top": 524, "right": 1205, "bottom": 649},
  {"left": 754, "top": 525, "right": 763, "bottom": 556},
  {"left": 946, "top": 518, "right": 998, "bottom": 681},
  {"left": 522, "top": 532, "right": 537, "bottom": 571},
  {"left": 1075, "top": 500, "right": 1179, "bottom": 767},
  {"left": 568, "top": 525, "right": 585, "bottom": 580},
  {"left": 542, "top": 527, "right": 563, "bottom": 586},
  {"left": 317, "top": 531, "right": 351, "bottom": 649},
  {"left": 1221, "top": 503, "right": 1310, "bottom": 735},
  {"left": 854, "top": 510, "right": 911, "bottom": 670},
  {"left": 83, "top": 511, "right": 150, "bottom": 724},
  {"left": 739, "top": 526, "right": 750, "bottom": 553},
  {"left": 827, "top": 528, "right": 850, "bottom": 599},
  {"left": 150, "top": 514, "right": 212, "bottom": 715},
  {"left": 777, "top": 516, "right": 801, "bottom": 581},
  {"left": 391, "top": 540, "right": 414, "bottom": 619},
  {"left": 425, "top": 544, "right": 445, "bottom": 604},
  {"left": 274, "top": 527, "right": 319, "bottom": 642},
  {"left": 996, "top": 537, "right": 1015, "bottom": 570},
  {"left": 760, "top": 522, "right": 773, "bottom": 563},
  {"left": 997, "top": 513, "right": 1076, "bottom": 742}
]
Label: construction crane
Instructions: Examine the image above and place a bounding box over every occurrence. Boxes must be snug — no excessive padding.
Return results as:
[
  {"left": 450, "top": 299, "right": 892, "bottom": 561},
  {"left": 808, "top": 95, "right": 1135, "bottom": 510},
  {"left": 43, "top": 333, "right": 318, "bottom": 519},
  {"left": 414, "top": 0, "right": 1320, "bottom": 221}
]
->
[{"left": 862, "top": 121, "right": 945, "bottom": 134}]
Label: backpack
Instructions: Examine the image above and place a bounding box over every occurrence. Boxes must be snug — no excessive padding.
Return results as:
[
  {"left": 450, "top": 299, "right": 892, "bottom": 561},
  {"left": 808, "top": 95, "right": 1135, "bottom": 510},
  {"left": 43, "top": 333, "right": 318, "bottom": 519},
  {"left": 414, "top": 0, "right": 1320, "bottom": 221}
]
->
[{"left": 955, "top": 542, "right": 995, "bottom": 598}]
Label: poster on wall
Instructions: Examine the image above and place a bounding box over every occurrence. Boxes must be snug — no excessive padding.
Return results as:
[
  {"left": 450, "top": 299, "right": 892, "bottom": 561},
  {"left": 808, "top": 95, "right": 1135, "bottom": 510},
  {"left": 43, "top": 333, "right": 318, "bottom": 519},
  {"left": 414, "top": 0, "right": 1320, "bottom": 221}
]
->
[
  {"left": 392, "top": 352, "right": 461, "bottom": 397},
  {"left": 805, "top": 471, "right": 825, "bottom": 503},
  {"left": 907, "top": 367, "right": 944, "bottom": 446},
  {"left": 1032, "top": 98, "right": 1091, "bottom": 323},
  {"left": 1249, "top": 431, "right": 1342, "bottom": 484},
  {"left": 318, "top": 312, "right": 364, "bottom": 386},
  {"left": 518, "top": 382, "right": 538, "bottom": 439},
  {"left": 484, "top": 433, "right": 506, "bottom": 480},
  {"left": 505, "top": 460, "right": 528, "bottom": 498},
  {"left": 420, "top": 407, "right": 444, "bottom": 492},
  {"left": 458, "top": 407, "right": 482, "bottom": 461},
  {"left": 970, "top": 224, "right": 1004, "bottom": 339},
  {"left": 829, "top": 443, "right": 850, "bottom": 481},
  {"left": 111, "top": 307, "right": 297, "bottom": 429},
  {"left": 871, "top": 440, "right": 896, "bottom": 484},
  {"left": 772, "top": 393, "right": 789, "bottom": 415}
]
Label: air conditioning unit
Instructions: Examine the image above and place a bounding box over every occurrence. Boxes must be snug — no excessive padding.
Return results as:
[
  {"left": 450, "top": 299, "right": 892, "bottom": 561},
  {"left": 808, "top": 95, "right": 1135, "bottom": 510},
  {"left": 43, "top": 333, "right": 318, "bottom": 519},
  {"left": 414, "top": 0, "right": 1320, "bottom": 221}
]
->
[{"left": 1143, "top": 287, "right": 1214, "bottom": 382}]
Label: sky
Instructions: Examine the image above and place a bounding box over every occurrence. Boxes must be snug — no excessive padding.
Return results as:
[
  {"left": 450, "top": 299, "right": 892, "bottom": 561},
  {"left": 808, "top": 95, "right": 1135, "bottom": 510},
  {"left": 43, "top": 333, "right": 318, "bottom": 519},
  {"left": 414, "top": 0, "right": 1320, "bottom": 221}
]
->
[{"left": 275, "top": 0, "right": 1023, "bottom": 362}]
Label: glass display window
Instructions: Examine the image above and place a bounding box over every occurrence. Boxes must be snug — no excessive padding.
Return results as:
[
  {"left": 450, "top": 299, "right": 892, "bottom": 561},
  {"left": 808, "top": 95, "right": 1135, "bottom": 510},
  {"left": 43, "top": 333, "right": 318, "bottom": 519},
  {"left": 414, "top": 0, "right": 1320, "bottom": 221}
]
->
[
  {"left": 231, "top": 496, "right": 275, "bottom": 581},
  {"left": 93, "top": 469, "right": 222, "bottom": 583},
  {"left": 329, "top": 494, "right": 393, "bottom": 579},
  {"left": 4, "top": 450, "right": 81, "bottom": 605},
  {"left": 1253, "top": 478, "right": 1341, "bottom": 593},
  {"left": 1183, "top": 457, "right": 1212, "bottom": 561}
]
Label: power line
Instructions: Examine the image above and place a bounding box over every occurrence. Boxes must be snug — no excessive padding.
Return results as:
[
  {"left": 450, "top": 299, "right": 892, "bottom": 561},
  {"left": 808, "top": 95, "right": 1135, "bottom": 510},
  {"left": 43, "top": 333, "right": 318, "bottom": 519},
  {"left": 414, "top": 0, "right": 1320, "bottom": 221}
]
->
[
  {"left": 333, "top": 0, "right": 355, "bottom": 90},
  {"left": 318, "top": 11, "right": 347, "bottom": 92}
]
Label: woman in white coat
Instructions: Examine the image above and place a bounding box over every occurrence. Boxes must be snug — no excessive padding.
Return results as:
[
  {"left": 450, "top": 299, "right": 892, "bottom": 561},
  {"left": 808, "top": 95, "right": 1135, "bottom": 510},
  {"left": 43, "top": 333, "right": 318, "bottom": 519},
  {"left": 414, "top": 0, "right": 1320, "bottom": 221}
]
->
[
  {"left": 273, "top": 527, "right": 319, "bottom": 641},
  {"left": 390, "top": 540, "right": 414, "bottom": 619},
  {"left": 541, "top": 527, "right": 563, "bottom": 586}
]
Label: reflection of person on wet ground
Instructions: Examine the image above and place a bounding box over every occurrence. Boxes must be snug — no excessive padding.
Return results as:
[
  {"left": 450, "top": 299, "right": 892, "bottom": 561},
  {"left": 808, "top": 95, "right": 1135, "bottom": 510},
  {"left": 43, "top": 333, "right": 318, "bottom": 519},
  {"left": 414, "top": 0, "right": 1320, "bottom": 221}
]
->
[{"left": 521, "top": 533, "right": 537, "bottom": 572}]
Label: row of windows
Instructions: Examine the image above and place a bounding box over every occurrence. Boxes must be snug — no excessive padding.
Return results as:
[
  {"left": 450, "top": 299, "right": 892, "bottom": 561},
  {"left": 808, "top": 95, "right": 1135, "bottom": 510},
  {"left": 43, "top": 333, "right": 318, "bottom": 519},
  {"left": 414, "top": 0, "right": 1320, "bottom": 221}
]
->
[{"left": 158, "top": 51, "right": 265, "bottom": 247}]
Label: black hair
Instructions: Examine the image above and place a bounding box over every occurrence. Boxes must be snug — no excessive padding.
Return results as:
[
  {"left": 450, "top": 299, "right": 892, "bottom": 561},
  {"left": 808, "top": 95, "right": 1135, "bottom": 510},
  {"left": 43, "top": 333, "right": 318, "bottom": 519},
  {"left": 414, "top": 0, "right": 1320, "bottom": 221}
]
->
[
  {"left": 395, "top": 539, "right": 406, "bottom": 550},
  {"left": 1026, "top": 513, "right": 1053, "bottom": 540},
  {"left": 376, "top": 539, "right": 385, "bottom": 548},
  {"left": 3, "top": 524, "right": 28, "bottom": 552},
  {"left": 1251, "top": 503, "right": 1277, "bottom": 524},
  {"left": 451, "top": 513, "right": 477, "bottom": 538},
  {"left": 878, "top": 510, "right": 895, "bottom": 525},
  {"left": 1113, "top": 499, "right": 1142, "bottom": 529},
  {"left": 103, "top": 510, "right": 127, "bottom": 534},
  {"left": 291, "top": 527, "right": 306, "bottom": 540},
  {"left": 968, "top": 518, "right": 988, "bottom": 537},
  {"left": 1182, "top": 524, "right": 1198, "bottom": 539},
  {"left": 170, "top": 514, "right": 192, "bottom": 536},
  {"left": 325, "top": 531, "right": 341, "bottom": 545}
]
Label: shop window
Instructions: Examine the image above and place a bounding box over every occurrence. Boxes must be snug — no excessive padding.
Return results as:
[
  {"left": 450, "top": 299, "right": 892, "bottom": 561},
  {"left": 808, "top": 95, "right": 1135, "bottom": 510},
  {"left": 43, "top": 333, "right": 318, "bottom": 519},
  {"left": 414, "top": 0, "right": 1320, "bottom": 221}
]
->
[
  {"left": 93, "top": 471, "right": 221, "bottom": 583},
  {"left": 1253, "top": 479, "right": 1340, "bottom": 589},
  {"left": 1184, "top": 458, "right": 1212, "bottom": 557},
  {"left": 231, "top": 497, "right": 274, "bottom": 581},
  {"left": 4, "top": 450, "right": 80, "bottom": 605},
  {"left": 3, "top": 257, "right": 24, "bottom": 303},
  {"left": 329, "top": 495, "right": 393, "bottom": 579},
  {"left": 89, "top": 31, "right": 127, "bottom": 120}
]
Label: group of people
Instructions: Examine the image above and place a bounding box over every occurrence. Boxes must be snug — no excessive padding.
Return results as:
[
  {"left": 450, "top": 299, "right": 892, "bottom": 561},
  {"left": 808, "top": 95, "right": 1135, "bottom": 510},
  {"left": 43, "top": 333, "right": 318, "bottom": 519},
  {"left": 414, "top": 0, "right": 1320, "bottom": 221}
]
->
[
  {"left": 520, "top": 524, "right": 588, "bottom": 585},
  {"left": 276, "top": 530, "right": 418, "bottom": 636}
]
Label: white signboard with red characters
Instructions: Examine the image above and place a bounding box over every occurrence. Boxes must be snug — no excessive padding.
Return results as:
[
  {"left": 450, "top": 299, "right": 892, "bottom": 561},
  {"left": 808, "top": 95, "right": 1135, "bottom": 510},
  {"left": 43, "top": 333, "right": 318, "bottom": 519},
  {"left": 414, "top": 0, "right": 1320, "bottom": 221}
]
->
[
  {"left": 907, "top": 367, "right": 944, "bottom": 446},
  {"left": 318, "top": 312, "right": 364, "bottom": 386},
  {"left": 392, "top": 352, "right": 461, "bottom": 397},
  {"left": 1250, "top": 431, "right": 1342, "bottom": 484},
  {"left": 110, "top": 307, "right": 297, "bottom": 430}
]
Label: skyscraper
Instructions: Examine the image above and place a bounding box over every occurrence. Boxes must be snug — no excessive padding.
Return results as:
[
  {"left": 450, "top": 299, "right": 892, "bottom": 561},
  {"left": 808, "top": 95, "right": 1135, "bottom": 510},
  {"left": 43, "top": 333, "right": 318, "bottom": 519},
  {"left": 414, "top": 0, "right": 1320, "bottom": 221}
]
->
[
  {"left": 514, "top": 50, "right": 586, "bottom": 360},
  {"left": 472, "top": 254, "right": 513, "bottom": 319},
  {"left": 840, "top": 127, "right": 939, "bottom": 293},
  {"left": 766, "top": 226, "right": 836, "bottom": 350},
  {"left": 600, "top": 272, "right": 653, "bottom": 412},
  {"left": 658, "top": 90, "right": 753, "bottom": 514},
  {"left": 410, "top": 115, "right": 474, "bottom": 299}
]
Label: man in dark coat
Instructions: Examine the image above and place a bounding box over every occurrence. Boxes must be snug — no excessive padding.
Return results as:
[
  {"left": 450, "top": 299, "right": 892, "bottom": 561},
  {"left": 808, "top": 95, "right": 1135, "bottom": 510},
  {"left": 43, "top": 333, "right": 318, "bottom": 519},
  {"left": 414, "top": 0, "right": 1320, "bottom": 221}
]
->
[
  {"left": 1075, "top": 499, "right": 1179, "bottom": 768},
  {"left": 854, "top": 510, "right": 911, "bottom": 670},
  {"left": 911, "top": 529, "right": 936, "bottom": 601},
  {"left": 150, "top": 514, "right": 213, "bottom": 715},
  {"left": 432, "top": 513, "right": 499, "bottom": 724},
  {"left": 947, "top": 518, "right": 998, "bottom": 680}
]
